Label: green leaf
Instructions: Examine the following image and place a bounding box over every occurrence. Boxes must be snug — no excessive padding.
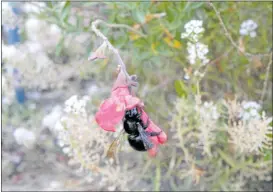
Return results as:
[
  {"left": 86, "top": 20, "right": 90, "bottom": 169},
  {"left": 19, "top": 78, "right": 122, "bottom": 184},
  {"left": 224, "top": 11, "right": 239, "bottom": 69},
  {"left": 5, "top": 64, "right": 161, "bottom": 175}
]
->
[
  {"left": 217, "top": 149, "right": 236, "bottom": 168},
  {"left": 76, "top": 15, "right": 83, "bottom": 29},
  {"left": 263, "top": 149, "right": 272, "bottom": 161},
  {"left": 174, "top": 80, "right": 187, "bottom": 97},
  {"left": 166, "top": 6, "right": 176, "bottom": 22},
  {"left": 132, "top": 10, "right": 145, "bottom": 23},
  {"left": 184, "top": 2, "right": 204, "bottom": 12},
  {"left": 115, "top": 34, "right": 129, "bottom": 49},
  {"left": 115, "top": 2, "right": 137, "bottom": 10},
  {"left": 61, "top": 1, "right": 71, "bottom": 22},
  {"left": 167, "top": 16, "right": 183, "bottom": 30}
]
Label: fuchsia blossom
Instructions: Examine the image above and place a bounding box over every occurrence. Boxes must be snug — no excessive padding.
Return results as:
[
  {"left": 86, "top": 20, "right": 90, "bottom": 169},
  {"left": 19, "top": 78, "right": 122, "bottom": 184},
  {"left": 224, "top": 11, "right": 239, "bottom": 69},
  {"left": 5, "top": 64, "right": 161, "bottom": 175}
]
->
[{"left": 95, "top": 70, "right": 167, "bottom": 156}]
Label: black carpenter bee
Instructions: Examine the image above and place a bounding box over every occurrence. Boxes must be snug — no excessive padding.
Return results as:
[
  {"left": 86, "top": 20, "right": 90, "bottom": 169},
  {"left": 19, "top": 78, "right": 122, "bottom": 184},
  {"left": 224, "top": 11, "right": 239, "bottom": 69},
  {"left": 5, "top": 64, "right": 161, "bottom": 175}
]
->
[
  {"left": 106, "top": 107, "right": 161, "bottom": 159},
  {"left": 123, "top": 107, "right": 161, "bottom": 151}
]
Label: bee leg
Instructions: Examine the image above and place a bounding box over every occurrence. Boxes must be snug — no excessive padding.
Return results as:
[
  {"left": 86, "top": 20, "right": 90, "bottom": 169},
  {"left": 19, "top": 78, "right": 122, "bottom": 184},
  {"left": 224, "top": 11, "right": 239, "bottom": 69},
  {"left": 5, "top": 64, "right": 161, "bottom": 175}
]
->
[{"left": 145, "top": 130, "right": 162, "bottom": 137}]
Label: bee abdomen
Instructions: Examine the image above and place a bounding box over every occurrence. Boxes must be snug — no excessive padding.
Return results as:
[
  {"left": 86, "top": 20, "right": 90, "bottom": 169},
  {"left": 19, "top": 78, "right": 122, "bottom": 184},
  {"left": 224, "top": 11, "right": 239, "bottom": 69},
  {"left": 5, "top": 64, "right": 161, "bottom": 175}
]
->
[{"left": 127, "top": 135, "right": 146, "bottom": 151}]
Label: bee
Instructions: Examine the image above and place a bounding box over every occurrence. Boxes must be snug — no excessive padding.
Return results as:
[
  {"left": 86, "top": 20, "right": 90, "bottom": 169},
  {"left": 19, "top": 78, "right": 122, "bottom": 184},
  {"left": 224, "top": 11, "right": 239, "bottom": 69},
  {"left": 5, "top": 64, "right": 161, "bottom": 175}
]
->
[{"left": 107, "top": 107, "right": 161, "bottom": 158}]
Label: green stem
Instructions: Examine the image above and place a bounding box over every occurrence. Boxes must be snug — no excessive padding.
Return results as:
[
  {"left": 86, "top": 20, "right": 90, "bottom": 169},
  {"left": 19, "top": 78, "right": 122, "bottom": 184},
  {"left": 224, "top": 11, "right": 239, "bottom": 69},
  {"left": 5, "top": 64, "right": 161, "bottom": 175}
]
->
[{"left": 154, "top": 160, "right": 161, "bottom": 191}]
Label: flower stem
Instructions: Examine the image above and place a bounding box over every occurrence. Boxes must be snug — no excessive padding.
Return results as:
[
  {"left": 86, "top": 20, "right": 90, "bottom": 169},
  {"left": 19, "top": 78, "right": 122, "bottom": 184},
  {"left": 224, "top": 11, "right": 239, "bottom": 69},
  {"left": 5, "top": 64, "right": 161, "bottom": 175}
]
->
[
  {"left": 91, "top": 19, "right": 131, "bottom": 81},
  {"left": 260, "top": 52, "right": 273, "bottom": 103},
  {"left": 154, "top": 159, "right": 161, "bottom": 191}
]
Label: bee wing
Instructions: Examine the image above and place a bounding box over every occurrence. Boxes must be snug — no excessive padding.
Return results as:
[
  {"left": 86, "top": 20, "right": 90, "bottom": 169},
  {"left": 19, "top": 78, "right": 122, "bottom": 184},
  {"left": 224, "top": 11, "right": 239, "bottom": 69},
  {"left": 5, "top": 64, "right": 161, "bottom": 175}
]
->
[
  {"left": 137, "top": 124, "right": 154, "bottom": 150},
  {"left": 106, "top": 129, "right": 125, "bottom": 159}
]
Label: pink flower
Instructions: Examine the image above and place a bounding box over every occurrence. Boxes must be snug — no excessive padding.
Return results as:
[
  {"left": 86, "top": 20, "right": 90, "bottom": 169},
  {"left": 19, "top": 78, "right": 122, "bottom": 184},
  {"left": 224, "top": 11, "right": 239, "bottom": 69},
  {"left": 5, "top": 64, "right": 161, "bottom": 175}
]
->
[
  {"left": 95, "top": 70, "right": 167, "bottom": 156},
  {"left": 88, "top": 42, "right": 107, "bottom": 61},
  {"left": 95, "top": 70, "right": 143, "bottom": 132},
  {"left": 88, "top": 52, "right": 106, "bottom": 61}
]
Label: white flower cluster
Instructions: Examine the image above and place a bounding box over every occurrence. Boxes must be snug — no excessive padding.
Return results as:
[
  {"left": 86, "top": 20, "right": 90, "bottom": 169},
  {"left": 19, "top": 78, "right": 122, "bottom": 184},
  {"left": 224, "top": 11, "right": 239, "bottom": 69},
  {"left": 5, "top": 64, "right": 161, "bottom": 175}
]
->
[
  {"left": 228, "top": 113, "right": 272, "bottom": 154},
  {"left": 199, "top": 101, "right": 220, "bottom": 120},
  {"left": 42, "top": 105, "right": 63, "bottom": 131},
  {"left": 187, "top": 42, "right": 209, "bottom": 65},
  {"left": 241, "top": 101, "right": 261, "bottom": 121},
  {"left": 2, "top": 2, "right": 94, "bottom": 91},
  {"left": 239, "top": 20, "right": 258, "bottom": 38},
  {"left": 224, "top": 99, "right": 272, "bottom": 154},
  {"left": 2, "top": 75, "right": 15, "bottom": 105},
  {"left": 181, "top": 20, "right": 204, "bottom": 42},
  {"left": 52, "top": 95, "right": 135, "bottom": 190},
  {"left": 54, "top": 95, "right": 93, "bottom": 156},
  {"left": 64, "top": 95, "right": 90, "bottom": 115},
  {"left": 2, "top": 16, "right": 62, "bottom": 83},
  {"left": 2, "top": 2, "right": 20, "bottom": 30},
  {"left": 196, "top": 101, "right": 219, "bottom": 156},
  {"left": 25, "top": 17, "right": 62, "bottom": 50},
  {"left": 13, "top": 128, "right": 36, "bottom": 149},
  {"left": 181, "top": 20, "right": 209, "bottom": 66}
]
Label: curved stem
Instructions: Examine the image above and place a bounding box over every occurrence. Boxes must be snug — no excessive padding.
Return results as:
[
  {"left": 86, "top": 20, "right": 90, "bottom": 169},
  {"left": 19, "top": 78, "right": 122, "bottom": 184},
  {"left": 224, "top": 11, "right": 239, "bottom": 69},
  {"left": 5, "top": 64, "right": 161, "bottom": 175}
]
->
[
  {"left": 91, "top": 19, "right": 130, "bottom": 80},
  {"left": 97, "top": 20, "right": 147, "bottom": 38}
]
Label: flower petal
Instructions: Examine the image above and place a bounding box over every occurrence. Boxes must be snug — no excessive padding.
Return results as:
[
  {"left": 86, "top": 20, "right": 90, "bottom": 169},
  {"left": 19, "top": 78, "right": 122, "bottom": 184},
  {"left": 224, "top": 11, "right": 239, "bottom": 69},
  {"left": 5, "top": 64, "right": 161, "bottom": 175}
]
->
[
  {"left": 88, "top": 52, "right": 106, "bottom": 61},
  {"left": 124, "top": 95, "right": 142, "bottom": 110},
  {"left": 148, "top": 145, "right": 158, "bottom": 157},
  {"left": 112, "top": 70, "right": 128, "bottom": 91},
  {"left": 95, "top": 97, "right": 125, "bottom": 132},
  {"left": 111, "top": 86, "right": 131, "bottom": 97},
  {"left": 157, "top": 131, "right": 167, "bottom": 144},
  {"left": 140, "top": 109, "right": 167, "bottom": 144}
]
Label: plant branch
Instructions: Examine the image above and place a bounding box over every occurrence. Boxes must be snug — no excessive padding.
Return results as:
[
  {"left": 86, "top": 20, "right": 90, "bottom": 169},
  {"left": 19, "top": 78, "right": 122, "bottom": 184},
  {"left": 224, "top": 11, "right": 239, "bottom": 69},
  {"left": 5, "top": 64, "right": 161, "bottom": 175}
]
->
[
  {"left": 260, "top": 52, "right": 273, "bottom": 103},
  {"left": 209, "top": 2, "right": 271, "bottom": 58},
  {"left": 97, "top": 20, "right": 147, "bottom": 38},
  {"left": 199, "top": 47, "right": 233, "bottom": 82},
  {"left": 91, "top": 19, "right": 131, "bottom": 80}
]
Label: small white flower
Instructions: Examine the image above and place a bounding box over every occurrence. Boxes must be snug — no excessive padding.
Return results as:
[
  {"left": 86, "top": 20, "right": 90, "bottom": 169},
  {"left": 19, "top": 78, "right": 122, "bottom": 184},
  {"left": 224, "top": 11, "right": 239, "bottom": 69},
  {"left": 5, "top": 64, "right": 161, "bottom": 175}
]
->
[
  {"left": 242, "top": 101, "right": 261, "bottom": 110},
  {"left": 195, "top": 101, "right": 219, "bottom": 156},
  {"left": 187, "top": 42, "right": 209, "bottom": 65},
  {"left": 239, "top": 20, "right": 258, "bottom": 38},
  {"left": 42, "top": 105, "right": 63, "bottom": 131},
  {"left": 193, "top": 27, "right": 204, "bottom": 34},
  {"left": 242, "top": 112, "right": 250, "bottom": 121},
  {"left": 241, "top": 100, "right": 261, "bottom": 121},
  {"left": 62, "top": 147, "right": 71, "bottom": 154},
  {"left": 13, "top": 128, "right": 36, "bottom": 149},
  {"left": 64, "top": 95, "right": 89, "bottom": 115},
  {"left": 54, "top": 121, "right": 64, "bottom": 132},
  {"left": 181, "top": 33, "right": 188, "bottom": 39},
  {"left": 181, "top": 20, "right": 205, "bottom": 42},
  {"left": 200, "top": 101, "right": 219, "bottom": 120},
  {"left": 23, "top": 2, "right": 46, "bottom": 14},
  {"left": 65, "top": 95, "right": 78, "bottom": 106},
  {"left": 2, "top": 44, "right": 20, "bottom": 61},
  {"left": 250, "top": 108, "right": 258, "bottom": 116},
  {"left": 58, "top": 140, "right": 65, "bottom": 147},
  {"left": 239, "top": 28, "right": 248, "bottom": 36},
  {"left": 249, "top": 31, "right": 256, "bottom": 38}
]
